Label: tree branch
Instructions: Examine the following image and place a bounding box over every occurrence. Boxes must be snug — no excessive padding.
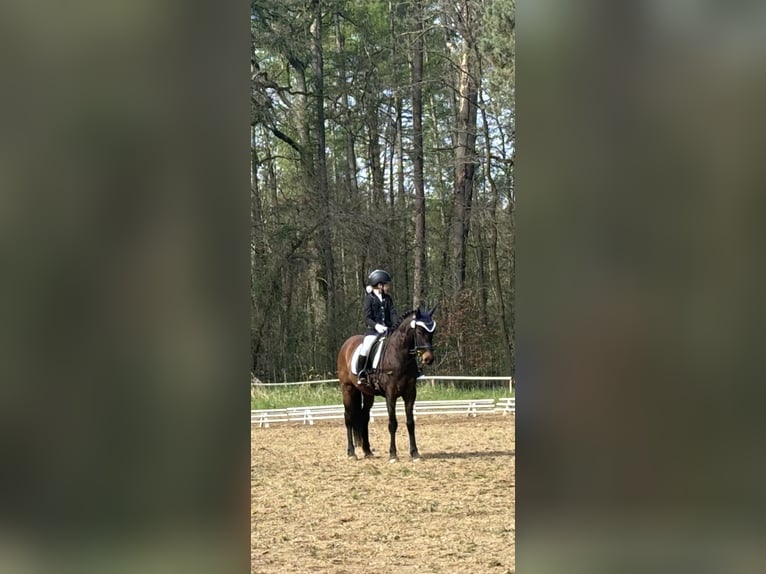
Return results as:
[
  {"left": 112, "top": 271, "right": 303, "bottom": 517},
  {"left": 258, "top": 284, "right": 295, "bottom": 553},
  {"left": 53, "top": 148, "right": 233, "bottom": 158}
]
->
[{"left": 269, "top": 126, "right": 302, "bottom": 154}]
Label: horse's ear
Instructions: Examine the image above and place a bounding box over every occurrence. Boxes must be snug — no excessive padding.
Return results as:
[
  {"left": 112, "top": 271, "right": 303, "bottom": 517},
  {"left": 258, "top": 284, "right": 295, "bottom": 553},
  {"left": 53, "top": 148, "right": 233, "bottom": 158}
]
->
[{"left": 429, "top": 304, "right": 438, "bottom": 316}]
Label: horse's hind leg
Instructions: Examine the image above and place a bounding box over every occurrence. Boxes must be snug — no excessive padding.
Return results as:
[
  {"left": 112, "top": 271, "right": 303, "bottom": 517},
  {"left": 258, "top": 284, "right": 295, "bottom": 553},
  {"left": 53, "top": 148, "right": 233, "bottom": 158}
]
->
[
  {"left": 342, "top": 385, "right": 359, "bottom": 459},
  {"left": 344, "top": 408, "right": 355, "bottom": 458},
  {"left": 360, "top": 394, "right": 374, "bottom": 458}
]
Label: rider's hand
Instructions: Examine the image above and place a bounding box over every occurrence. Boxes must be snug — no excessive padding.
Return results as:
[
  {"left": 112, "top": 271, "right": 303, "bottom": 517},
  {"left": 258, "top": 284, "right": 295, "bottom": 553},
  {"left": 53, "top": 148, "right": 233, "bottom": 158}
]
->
[{"left": 375, "top": 323, "right": 388, "bottom": 334}]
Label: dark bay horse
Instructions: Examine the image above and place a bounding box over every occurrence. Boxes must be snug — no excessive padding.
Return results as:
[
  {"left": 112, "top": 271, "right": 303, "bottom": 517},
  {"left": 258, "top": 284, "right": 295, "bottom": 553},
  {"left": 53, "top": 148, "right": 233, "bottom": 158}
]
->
[{"left": 337, "top": 307, "right": 437, "bottom": 462}]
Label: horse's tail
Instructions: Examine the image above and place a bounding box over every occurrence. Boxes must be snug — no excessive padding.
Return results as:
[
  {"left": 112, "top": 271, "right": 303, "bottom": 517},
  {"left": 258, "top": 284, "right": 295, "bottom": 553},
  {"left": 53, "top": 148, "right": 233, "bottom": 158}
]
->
[{"left": 352, "top": 417, "right": 364, "bottom": 447}]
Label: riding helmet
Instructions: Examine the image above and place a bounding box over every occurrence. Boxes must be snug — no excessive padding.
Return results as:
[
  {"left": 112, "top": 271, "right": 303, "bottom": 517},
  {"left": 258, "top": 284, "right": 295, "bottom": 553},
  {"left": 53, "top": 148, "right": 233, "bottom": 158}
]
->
[{"left": 368, "top": 269, "right": 392, "bottom": 286}]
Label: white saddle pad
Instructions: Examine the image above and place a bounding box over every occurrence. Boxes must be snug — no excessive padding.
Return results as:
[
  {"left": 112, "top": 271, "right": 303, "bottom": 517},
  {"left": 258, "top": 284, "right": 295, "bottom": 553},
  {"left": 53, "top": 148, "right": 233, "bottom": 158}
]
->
[{"left": 350, "top": 339, "right": 385, "bottom": 374}]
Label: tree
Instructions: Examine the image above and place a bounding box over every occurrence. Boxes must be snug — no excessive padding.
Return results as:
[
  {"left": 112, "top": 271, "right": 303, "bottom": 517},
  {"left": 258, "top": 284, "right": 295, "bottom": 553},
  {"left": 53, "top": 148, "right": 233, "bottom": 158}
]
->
[
  {"left": 449, "top": 0, "right": 480, "bottom": 294},
  {"left": 310, "top": 0, "right": 338, "bottom": 361},
  {"left": 411, "top": 0, "right": 427, "bottom": 309}
]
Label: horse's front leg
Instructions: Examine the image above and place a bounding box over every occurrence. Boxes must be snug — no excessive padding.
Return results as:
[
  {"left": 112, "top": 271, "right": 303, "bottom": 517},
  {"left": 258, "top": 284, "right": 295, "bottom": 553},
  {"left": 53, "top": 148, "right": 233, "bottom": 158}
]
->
[
  {"left": 386, "top": 396, "right": 399, "bottom": 462},
  {"left": 403, "top": 393, "right": 419, "bottom": 460}
]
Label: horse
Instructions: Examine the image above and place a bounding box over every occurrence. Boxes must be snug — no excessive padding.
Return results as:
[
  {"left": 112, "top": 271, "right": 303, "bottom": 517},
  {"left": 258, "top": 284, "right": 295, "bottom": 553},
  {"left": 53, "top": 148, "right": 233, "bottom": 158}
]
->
[{"left": 337, "top": 307, "right": 437, "bottom": 462}]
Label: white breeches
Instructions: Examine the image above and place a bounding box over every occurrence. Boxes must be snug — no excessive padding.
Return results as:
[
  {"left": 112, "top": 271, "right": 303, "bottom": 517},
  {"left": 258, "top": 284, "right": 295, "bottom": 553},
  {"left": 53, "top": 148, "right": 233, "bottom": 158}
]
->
[{"left": 359, "top": 334, "right": 377, "bottom": 356}]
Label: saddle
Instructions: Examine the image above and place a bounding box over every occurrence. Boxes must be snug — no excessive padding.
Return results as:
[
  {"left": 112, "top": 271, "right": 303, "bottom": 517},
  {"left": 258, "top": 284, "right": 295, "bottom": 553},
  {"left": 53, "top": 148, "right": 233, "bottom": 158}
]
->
[{"left": 352, "top": 336, "right": 388, "bottom": 390}]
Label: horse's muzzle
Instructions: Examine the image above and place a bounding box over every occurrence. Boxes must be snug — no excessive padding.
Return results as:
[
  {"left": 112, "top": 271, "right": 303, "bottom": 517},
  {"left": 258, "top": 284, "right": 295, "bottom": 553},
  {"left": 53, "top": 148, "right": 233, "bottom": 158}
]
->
[{"left": 418, "top": 349, "right": 434, "bottom": 365}]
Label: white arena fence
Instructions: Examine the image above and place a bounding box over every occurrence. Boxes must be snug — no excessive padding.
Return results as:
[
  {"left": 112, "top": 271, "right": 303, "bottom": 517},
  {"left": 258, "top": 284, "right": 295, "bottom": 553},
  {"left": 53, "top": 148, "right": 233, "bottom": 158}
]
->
[
  {"left": 252, "top": 397, "right": 515, "bottom": 427},
  {"left": 252, "top": 375, "right": 515, "bottom": 393}
]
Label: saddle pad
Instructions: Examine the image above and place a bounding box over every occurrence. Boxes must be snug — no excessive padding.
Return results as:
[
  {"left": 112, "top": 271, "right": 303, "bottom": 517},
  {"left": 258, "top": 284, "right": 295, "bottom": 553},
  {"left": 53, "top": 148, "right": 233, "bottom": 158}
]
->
[
  {"left": 350, "top": 338, "right": 385, "bottom": 374},
  {"left": 372, "top": 340, "right": 384, "bottom": 369}
]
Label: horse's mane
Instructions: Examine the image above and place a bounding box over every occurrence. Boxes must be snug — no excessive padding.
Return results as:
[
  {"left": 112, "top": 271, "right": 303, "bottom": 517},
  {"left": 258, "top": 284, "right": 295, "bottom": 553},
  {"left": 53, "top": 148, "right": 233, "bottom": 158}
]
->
[{"left": 391, "top": 309, "right": 418, "bottom": 331}]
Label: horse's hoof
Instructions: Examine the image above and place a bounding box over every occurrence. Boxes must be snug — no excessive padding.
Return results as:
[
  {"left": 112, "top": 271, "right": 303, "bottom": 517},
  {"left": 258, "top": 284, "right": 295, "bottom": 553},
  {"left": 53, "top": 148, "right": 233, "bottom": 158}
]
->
[
  {"left": 411, "top": 456, "right": 421, "bottom": 463},
  {"left": 388, "top": 457, "right": 398, "bottom": 464},
  {"left": 348, "top": 454, "right": 357, "bottom": 460},
  {"left": 364, "top": 452, "right": 374, "bottom": 459}
]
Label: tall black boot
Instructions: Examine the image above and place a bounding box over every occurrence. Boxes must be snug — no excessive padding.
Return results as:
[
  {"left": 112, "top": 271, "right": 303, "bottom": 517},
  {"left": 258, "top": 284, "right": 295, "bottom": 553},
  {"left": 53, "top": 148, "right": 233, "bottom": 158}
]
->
[{"left": 356, "top": 355, "right": 370, "bottom": 387}]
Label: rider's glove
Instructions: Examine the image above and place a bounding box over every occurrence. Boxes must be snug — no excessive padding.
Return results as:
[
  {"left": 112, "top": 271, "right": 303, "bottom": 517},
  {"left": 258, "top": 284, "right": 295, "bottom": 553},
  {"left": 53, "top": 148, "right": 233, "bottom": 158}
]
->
[{"left": 375, "top": 323, "right": 388, "bottom": 334}]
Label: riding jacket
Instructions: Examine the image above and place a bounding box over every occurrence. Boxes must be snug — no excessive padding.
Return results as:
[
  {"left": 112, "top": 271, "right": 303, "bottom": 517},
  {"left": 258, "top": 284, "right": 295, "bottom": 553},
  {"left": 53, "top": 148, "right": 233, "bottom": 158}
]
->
[{"left": 363, "top": 291, "right": 399, "bottom": 336}]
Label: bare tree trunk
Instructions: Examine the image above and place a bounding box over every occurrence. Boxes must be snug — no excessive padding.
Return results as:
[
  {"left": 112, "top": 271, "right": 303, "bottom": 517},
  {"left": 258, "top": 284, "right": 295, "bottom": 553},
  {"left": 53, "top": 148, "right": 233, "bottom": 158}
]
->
[
  {"left": 251, "top": 136, "right": 280, "bottom": 372},
  {"left": 347, "top": 129, "right": 359, "bottom": 198},
  {"left": 476, "top": 222, "right": 488, "bottom": 325},
  {"left": 334, "top": 11, "right": 359, "bottom": 199},
  {"left": 411, "top": 0, "right": 426, "bottom": 309},
  {"left": 386, "top": 108, "right": 396, "bottom": 210},
  {"left": 396, "top": 96, "right": 406, "bottom": 206},
  {"left": 479, "top": 89, "right": 513, "bottom": 375},
  {"left": 264, "top": 143, "right": 278, "bottom": 212},
  {"left": 395, "top": 95, "right": 411, "bottom": 299},
  {"left": 384, "top": 100, "right": 405, "bottom": 294},
  {"left": 367, "top": 109, "right": 384, "bottom": 209},
  {"left": 251, "top": 126, "right": 263, "bottom": 270},
  {"left": 251, "top": 129, "right": 266, "bottom": 369},
  {"left": 450, "top": 1, "right": 479, "bottom": 294},
  {"left": 429, "top": 92, "right": 452, "bottom": 297},
  {"left": 311, "top": 0, "right": 337, "bottom": 365},
  {"left": 287, "top": 54, "right": 313, "bottom": 182}
]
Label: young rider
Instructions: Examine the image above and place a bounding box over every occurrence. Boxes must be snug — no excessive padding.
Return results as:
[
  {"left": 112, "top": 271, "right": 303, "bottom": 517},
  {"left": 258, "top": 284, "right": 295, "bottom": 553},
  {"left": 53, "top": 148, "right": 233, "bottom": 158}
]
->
[{"left": 356, "top": 269, "right": 398, "bottom": 389}]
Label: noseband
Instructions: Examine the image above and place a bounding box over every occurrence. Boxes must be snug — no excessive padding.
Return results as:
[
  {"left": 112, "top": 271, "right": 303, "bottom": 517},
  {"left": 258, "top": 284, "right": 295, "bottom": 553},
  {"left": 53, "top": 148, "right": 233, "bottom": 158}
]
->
[{"left": 410, "top": 343, "right": 433, "bottom": 355}]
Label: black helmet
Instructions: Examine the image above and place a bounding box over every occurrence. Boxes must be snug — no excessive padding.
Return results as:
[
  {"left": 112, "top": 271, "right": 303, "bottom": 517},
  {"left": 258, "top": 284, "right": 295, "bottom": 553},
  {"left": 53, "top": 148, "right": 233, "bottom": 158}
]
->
[{"left": 368, "top": 269, "right": 392, "bottom": 286}]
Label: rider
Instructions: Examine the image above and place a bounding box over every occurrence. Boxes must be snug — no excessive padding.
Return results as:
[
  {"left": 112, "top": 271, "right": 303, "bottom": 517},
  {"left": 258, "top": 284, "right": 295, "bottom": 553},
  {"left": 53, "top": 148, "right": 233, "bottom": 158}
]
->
[{"left": 356, "top": 269, "right": 398, "bottom": 389}]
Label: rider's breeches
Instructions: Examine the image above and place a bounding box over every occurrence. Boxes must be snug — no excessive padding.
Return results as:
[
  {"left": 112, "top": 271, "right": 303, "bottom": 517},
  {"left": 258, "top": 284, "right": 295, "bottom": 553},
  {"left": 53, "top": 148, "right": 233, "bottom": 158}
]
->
[{"left": 359, "top": 334, "right": 377, "bottom": 356}]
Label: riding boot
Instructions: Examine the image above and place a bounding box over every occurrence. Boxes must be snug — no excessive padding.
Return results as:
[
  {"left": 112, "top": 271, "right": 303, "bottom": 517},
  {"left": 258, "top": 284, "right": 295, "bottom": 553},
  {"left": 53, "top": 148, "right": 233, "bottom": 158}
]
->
[{"left": 356, "top": 355, "right": 372, "bottom": 388}]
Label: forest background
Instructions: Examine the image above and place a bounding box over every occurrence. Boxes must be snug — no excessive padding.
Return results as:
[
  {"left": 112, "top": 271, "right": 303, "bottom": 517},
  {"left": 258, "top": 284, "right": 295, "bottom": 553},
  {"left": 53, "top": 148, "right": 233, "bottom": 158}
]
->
[{"left": 251, "top": 0, "right": 515, "bottom": 383}]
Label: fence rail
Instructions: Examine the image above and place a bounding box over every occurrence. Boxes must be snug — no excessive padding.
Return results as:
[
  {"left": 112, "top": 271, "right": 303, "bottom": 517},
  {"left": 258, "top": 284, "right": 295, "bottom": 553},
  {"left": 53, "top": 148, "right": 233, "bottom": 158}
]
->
[
  {"left": 252, "top": 375, "right": 515, "bottom": 392},
  {"left": 252, "top": 397, "right": 515, "bottom": 427},
  {"left": 252, "top": 378, "right": 340, "bottom": 387}
]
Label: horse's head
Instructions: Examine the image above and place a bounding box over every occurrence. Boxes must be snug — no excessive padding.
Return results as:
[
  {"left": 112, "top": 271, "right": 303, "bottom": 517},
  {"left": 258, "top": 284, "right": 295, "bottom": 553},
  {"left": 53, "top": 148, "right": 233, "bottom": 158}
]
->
[{"left": 410, "top": 306, "right": 437, "bottom": 365}]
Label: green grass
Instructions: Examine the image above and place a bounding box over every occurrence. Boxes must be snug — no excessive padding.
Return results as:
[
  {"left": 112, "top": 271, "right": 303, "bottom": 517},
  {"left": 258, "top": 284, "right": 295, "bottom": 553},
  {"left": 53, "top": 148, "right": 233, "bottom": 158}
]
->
[{"left": 251, "top": 381, "right": 514, "bottom": 409}]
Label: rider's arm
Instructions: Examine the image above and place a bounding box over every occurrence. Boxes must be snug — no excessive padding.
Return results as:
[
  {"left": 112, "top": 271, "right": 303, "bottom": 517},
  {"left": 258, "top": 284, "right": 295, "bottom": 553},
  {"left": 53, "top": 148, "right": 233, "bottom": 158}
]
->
[{"left": 363, "top": 295, "right": 378, "bottom": 330}]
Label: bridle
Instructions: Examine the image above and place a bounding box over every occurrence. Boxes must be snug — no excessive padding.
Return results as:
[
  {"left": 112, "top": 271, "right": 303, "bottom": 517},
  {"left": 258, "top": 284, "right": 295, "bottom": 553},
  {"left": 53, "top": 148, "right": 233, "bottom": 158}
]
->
[
  {"left": 408, "top": 317, "right": 436, "bottom": 356},
  {"left": 410, "top": 342, "right": 433, "bottom": 356},
  {"left": 376, "top": 313, "right": 436, "bottom": 373}
]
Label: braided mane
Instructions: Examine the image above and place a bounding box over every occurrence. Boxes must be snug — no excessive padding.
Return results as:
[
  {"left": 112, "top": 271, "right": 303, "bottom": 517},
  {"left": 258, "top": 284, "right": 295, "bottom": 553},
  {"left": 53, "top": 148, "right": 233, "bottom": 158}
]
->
[{"left": 391, "top": 309, "right": 418, "bottom": 330}]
